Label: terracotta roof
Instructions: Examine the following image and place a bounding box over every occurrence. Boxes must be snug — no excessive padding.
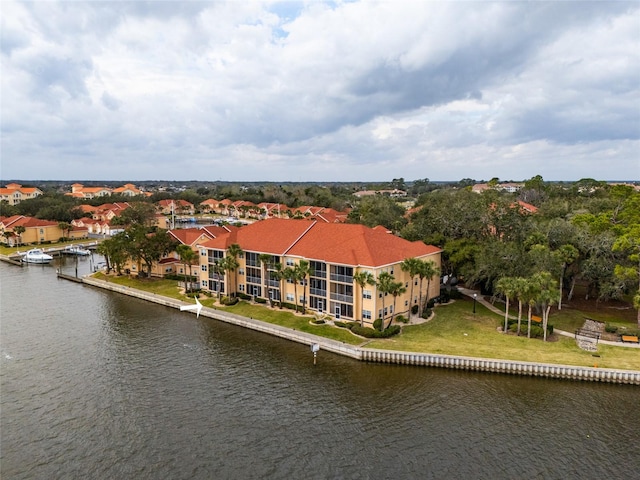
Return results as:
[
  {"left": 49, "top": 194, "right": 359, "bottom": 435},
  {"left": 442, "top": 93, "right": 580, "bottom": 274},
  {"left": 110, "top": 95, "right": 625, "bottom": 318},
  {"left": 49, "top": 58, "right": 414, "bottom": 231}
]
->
[
  {"left": 200, "top": 218, "right": 440, "bottom": 267},
  {"left": 169, "top": 228, "right": 212, "bottom": 246}
]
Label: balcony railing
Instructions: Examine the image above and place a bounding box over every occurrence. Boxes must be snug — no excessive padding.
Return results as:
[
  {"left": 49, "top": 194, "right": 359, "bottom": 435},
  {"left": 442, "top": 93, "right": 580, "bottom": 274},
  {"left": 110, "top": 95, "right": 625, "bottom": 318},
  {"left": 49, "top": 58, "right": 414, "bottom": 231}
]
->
[
  {"left": 330, "top": 274, "right": 353, "bottom": 284},
  {"left": 309, "top": 287, "right": 326, "bottom": 297},
  {"left": 330, "top": 293, "right": 353, "bottom": 304},
  {"left": 246, "top": 275, "right": 261, "bottom": 285}
]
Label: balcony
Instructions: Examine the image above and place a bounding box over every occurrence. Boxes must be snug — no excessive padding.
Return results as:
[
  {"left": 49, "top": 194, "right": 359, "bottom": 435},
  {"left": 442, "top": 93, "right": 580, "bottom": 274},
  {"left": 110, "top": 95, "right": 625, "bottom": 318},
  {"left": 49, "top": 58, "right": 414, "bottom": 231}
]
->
[
  {"left": 330, "top": 292, "right": 353, "bottom": 304},
  {"left": 330, "top": 274, "right": 353, "bottom": 284}
]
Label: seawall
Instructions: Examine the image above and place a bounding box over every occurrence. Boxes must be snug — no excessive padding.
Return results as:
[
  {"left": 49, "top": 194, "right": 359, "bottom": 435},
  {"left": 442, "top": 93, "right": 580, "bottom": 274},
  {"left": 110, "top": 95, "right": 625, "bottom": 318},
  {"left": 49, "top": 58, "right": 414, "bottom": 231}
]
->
[{"left": 77, "top": 276, "right": 639, "bottom": 385}]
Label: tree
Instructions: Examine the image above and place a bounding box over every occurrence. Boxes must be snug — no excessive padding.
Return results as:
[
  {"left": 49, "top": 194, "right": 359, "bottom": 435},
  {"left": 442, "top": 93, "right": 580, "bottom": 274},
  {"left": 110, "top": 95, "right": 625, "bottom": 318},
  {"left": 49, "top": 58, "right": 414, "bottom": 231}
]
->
[
  {"left": 226, "top": 243, "right": 243, "bottom": 297},
  {"left": 111, "top": 202, "right": 157, "bottom": 227},
  {"left": 295, "top": 260, "right": 310, "bottom": 312},
  {"left": 13, "top": 226, "right": 25, "bottom": 246},
  {"left": 531, "top": 271, "right": 559, "bottom": 342},
  {"left": 419, "top": 260, "right": 440, "bottom": 315},
  {"left": 613, "top": 225, "right": 640, "bottom": 327},
  {"left": 273, "top": 262, "right": 286, "bottom": 307},
  {"left": 57, "top": 222, "right": 72, "bottom": 240},
  {"left": 400, "top": 258, "right": 420, "bottom": 315},
  {"left": 389, "top": 280, "right": 407, "bottom": 327},
  {"left": 376, "top": 271, "right": 394, "bottom": 331},
  {"left": 555, "top": 244, "right": 579, "bottom": 310},
  {"left": 96, "top": 232, "right": 129, "bottom": 275},
  {"left": 512, "top": 277, "right": 529, "bottom": 336},
  {"left": 259, "top": 253, "right": 273, "bottom": 303},
  {"left": 353, "top": 270, "right": 375, "bottom": 327},
  {"left": 221, "top": 255, "right": 239, "bottom": 298},
  {"left": 211, "top": 259, "right": 225, "bottom": 300},
  {"left": 495, "top": 277, "right": 517, "bottom": 334},
  {"left": 283, "top": 266, "right": 298, "bottom": 311},
  {"left": 177, "top": 245, "right": 199, "bottom": 293}
]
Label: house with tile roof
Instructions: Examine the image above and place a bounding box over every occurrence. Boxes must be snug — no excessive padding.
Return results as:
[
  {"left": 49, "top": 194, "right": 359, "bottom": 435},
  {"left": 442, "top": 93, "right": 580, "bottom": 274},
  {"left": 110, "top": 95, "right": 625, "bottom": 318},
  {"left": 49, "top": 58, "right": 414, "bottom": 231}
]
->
[
  {"left": 157, "top": 199, "right": 196, "bottom": 215},
  {"left": 0, "top": 215, "right": 88, "bottom": 246},
  {"left": 0, "top": 184, "right": 44, "bottom": 205},
  {"left": 197, "top": 218, "right": 441, "bottom": 326}
]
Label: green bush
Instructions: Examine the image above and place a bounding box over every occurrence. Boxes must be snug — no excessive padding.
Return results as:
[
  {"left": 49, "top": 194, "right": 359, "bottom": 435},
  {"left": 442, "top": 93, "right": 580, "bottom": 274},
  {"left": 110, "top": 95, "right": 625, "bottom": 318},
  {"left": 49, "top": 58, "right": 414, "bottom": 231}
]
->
[
  {"left": 528, "top": 325, "right": 544, "bottom": 338},
  {"left": 221, "top": 296, "right": 239, "bottom": 306},
  {"left": 334, "top": 321, "right": 355, "bottom": 329},
  {"left": 411, "top": 305, "right": 419, "bottom": 315},
  {"left": 373, "top": 318, "right": 382, "bottom": 331},
  {"left": 395, "top": 314, "right": 408, "bottom": 324},
  {"left": 351, "top": 324, "right": 401, "bottom": 338},
  {"left": 439, "top": 290, "right": 451, "bottom": 303},
  {"left": 605, "top": 323, "right": 619, "bottom": 333},
  {"left": 255, "top": 297, "right": 267, "bottom": 304},
  {"left": 312, "top": 319, "right": 325, "bottom": 325},
  {"left": 421, "top": 308, "right": 432, "bottom": 319},
  {"left": 427, "top": 299, "right": 436, "bottom": 309}
]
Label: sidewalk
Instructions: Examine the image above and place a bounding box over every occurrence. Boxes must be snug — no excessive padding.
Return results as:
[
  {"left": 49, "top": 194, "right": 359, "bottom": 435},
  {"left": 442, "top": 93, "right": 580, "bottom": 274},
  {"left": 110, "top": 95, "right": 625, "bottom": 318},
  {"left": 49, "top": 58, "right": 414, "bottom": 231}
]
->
[{"left": 457, "top": 287, "right": 640, "bottom": 348}]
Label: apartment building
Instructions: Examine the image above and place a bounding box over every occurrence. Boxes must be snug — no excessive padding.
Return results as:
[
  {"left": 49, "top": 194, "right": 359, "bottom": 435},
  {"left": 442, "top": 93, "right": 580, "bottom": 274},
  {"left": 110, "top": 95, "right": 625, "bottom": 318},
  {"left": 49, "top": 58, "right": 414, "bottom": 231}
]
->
[{"left": 198, "top": 218, "right": 441, "bottom": 326}]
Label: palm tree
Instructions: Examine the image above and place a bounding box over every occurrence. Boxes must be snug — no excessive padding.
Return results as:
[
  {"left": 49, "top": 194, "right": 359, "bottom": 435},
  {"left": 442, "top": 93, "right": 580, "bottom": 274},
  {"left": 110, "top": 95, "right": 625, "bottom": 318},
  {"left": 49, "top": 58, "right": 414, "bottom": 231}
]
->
[
  {"left": 273, "top": 262, "right": 285, "bottom": 307},
  {"left": 283, "top": 266, "right": 298, "bottom": 311},
  {"left": 259, "top": 253, "right": 273, "bottom": 303},
  {"left": 419, "top": 260, "right": 440, "bottom": 315},
  {"left": 523, "top": 278, "right": 540, "bottom": 339},
  {"left": 222, "top": 255, "right": 239, "bottom": 298},
  {"left": 226, "top": 243, "right": 243, "bottom": 297},
  {"left": 376, "top": 271, "right": 394, "bottom": 331},
  {"left": 555, "top": 244, "right": 579, "bottom": 310},
  {"left": 13, "top": 225, "right": 25, "bottom": 246},
  {"left": 400, "top": 258, "right": 420, "bottom": 315},
  {"left": 495, "top": 276, "right": 517, "bottom": 334},
  {"left": 389, "top": 280, "right": 407, "bottom": 328},
  {"left": 58, "top": 222, "right": 72, "bottom": 241},
  {"left": 177, "top": 245, "right": 198, "bottom": 293},
  {"left": 353, "top": 270, "right": 375, "bottom": 327},
  {"left": 211, "top": 259, "right": 225, "bottom": 301},
  {"left": 532, "top": 271, "right": 559, "bottom": 342},
  {"left": 295, "top": 260, "right": 310, "bottom": 312},
  {"left": 513, "top": 277, "right": 528, "bottom": 336}
]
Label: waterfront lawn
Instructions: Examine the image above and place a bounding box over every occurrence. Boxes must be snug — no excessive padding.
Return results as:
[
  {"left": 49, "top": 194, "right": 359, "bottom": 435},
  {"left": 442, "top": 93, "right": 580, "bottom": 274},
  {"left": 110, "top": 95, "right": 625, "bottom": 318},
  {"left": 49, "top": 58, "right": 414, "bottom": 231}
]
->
[
  {"left": 93, "top": 272, "right": 186, "bottom": 300},
  {"left": 366, "top": 300, "right": 640, "bottom": 370},
  {"left": 219, "top": 301, "right": 363, "bottom": 345}
]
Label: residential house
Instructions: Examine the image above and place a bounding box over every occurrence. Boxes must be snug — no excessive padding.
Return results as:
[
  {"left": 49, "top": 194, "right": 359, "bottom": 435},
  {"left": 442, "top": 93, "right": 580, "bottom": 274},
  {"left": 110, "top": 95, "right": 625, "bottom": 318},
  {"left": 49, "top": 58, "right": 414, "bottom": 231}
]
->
[
  {"left": 157, "top": 199, "right": 195, "bottom": 215},
  {"left": 0, "top": 183, "right": 44, "bottom": 205},
  {"left": 0, "top": 215, "right": 87, "bottom": 246},
  {"left": 472, "top": 183, "right": 524, "bottom": 194},
  {"left": 112, "top": 183, "right": 147, "bottom": 197},
  {"left": 198, "top": 218, "right": 441, "bottom": 327}
]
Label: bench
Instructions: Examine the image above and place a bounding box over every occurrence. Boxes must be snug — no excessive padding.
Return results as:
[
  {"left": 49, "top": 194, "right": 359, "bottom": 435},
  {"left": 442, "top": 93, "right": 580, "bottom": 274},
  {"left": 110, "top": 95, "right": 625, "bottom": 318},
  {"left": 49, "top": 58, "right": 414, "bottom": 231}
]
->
[
  {"left": 621, "top": 335, "right": 639, "bottom": 343},
  {"left": 575, "top": 329, "right": 600, "bottom": 344}
]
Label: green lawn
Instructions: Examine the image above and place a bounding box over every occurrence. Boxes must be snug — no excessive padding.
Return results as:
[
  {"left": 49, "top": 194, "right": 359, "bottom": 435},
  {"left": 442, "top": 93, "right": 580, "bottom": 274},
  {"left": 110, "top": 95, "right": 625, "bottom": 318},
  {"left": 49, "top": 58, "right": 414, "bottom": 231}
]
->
[{"left": 91, "top": 274, "right": 640, "bottom": 371}]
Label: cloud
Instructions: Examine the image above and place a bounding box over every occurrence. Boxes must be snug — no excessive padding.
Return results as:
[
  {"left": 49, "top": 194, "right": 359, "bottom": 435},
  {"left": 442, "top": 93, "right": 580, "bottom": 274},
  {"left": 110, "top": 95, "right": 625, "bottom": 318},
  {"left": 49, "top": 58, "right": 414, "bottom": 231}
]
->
[{"left": 1, "top": 0, "right": 638, "bottom": 182}]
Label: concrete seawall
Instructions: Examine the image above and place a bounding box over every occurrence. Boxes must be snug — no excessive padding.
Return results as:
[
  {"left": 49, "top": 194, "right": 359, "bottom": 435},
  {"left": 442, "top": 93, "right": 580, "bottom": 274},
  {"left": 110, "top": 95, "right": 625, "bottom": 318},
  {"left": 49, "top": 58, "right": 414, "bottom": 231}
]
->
[{"left": 78, "top": 276, "right": 639, "bottom": 385}]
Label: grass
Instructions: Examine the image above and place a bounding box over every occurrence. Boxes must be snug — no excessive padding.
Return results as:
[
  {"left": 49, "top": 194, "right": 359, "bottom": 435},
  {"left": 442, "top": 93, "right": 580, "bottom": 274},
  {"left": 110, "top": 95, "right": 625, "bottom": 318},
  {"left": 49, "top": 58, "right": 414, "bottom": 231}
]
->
[{"left": 91, "top": 273, "right": 640, "bottom": 371}]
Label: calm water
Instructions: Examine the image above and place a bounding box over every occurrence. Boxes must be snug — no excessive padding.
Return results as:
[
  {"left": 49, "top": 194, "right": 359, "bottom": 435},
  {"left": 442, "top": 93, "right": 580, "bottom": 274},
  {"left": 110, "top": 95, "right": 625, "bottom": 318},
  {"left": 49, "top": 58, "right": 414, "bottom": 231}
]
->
[{"left": 1, "top": 258, "right": 638, "bottom": 480}]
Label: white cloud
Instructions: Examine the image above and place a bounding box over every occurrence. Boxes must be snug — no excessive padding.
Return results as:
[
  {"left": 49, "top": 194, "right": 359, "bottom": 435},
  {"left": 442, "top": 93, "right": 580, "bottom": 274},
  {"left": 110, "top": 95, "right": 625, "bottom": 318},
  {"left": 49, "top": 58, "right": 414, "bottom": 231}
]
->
[{"left": 1, "top": 0, "right": 638, "bottom": 182}]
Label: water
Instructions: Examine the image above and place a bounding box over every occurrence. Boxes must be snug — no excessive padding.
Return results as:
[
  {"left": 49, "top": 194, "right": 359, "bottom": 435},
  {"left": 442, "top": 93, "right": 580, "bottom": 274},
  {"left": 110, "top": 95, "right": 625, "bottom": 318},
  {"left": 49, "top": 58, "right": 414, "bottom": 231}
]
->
[{"left": 1, "top": 259, "right": 639, "bottom": 479}]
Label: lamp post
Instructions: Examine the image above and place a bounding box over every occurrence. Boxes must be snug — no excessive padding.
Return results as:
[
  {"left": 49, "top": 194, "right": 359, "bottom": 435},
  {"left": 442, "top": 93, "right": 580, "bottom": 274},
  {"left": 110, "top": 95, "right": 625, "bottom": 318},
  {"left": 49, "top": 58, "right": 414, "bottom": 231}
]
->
[{"left": 473, "top": 293, "right": 477, "bottom": 315}]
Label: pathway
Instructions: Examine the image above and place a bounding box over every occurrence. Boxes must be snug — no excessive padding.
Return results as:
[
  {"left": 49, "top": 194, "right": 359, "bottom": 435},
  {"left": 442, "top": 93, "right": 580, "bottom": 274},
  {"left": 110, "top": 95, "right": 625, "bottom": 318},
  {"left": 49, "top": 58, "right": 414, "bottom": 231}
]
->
[{"left": 457, "top": 287, "right": 640, "bottom": 349}]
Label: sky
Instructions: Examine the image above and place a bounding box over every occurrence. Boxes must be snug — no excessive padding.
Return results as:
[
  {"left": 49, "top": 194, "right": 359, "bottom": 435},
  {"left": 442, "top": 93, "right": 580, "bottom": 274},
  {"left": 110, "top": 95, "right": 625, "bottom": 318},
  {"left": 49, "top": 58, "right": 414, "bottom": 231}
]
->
[{"left": 1, "top": 1, "right": 639, "bottom": 183}]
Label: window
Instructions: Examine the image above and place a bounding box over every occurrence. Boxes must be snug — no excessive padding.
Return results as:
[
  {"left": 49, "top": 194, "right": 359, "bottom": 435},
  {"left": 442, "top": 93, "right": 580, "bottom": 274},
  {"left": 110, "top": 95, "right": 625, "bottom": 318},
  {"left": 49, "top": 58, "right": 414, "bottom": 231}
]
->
[
  {"left": 286, "top": 258, "right": 295, "bottom": 266},
  {"left": 201, "top": 265, "right": 207, "bottom": 271},
  {"left": 286, "top": 293, "right": 294, "bottom": 302},
  {"left": 363, "top": 290, "right": 372, "bottom": 299},
  {"left": 363, "top": 310, "right": 372, "bottom": 320},
  {"left": 239, "top": 268, "right": 245, "bottom": 275},
  {"left": 239, "top": 284, "right": 245, "bottom": 292},
  {"left": 202, "top": 280, "right": 207, "bottom": 287}
]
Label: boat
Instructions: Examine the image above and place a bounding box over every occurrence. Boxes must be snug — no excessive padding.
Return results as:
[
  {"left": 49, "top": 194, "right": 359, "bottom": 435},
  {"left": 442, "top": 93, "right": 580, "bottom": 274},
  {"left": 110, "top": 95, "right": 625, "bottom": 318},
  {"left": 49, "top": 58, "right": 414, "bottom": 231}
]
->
[
  {"left": 63, "top": 244, "right": 91, "bottom": 256},
  {"left": 19, "top": 248, "right": 54, "bottom": 264}
]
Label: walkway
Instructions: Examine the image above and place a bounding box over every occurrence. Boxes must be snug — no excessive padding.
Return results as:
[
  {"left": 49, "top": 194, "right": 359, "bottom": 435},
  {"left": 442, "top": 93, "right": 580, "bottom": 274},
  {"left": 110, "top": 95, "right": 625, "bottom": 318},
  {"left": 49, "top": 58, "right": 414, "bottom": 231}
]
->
[{"left": 458, "top": 287, "right": 640, "bottom": 349}]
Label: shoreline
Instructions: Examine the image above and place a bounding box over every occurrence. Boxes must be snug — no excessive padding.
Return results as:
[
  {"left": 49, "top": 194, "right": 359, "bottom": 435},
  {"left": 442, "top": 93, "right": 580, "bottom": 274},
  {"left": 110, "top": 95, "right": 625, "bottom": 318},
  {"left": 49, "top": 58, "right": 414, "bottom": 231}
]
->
[{"left": 69, "top": 273, "right": 640, "bottom": 385}]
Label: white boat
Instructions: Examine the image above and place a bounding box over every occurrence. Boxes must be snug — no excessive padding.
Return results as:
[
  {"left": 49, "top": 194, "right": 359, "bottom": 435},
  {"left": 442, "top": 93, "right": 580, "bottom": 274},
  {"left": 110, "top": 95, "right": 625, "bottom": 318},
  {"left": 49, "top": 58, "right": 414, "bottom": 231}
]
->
[
  {"left": 19, "top": 248, "right": 54, "bottom": 264},
  {"left": 63, "top": 244, "right": 91, "bottom": 256}
]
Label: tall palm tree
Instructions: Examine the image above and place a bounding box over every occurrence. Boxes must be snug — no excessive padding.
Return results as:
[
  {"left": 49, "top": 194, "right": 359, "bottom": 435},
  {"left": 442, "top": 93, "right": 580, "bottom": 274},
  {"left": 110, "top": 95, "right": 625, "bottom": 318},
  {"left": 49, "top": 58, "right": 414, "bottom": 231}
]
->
[
  {"left": 532, "top": 271, "right": 559, "bottom": 342},
  {"left": 376, "top": 271, "right": 394, "bottom": 331},
  {"left": 513, "top": 277, "right": 528, "bottom": 336},
  {"left": 259, "top": 253, "right": 273, "bottom": 302},
  {"left": 353, "top": 270, "right": 375, "bottom": 327},
  {"left": 495, "top": 276, "right": 517, "bottom": 334},
  {"left": 211, "top": 259, "right": 225, "bottom": 301},
  {"left": 400, "top": 258, "right": 420, "bottom": 315},
  {"left": 419, "top": 260, "right": 440, "bottom": 315},
  {"left": 555, "top": 244, "right": 579, "bottom": 310},
  {"left": 273, "top": 262, "right": 285, "bottom": 307},
  {"left": 226, "top": 243, "right": 243, "bottom": 297},
  {"left": 177, "top": 245, "right": 199, "bottom": 294},
  {"left": 389, "top": 280, "right": 407, "bottom": 328},
  {"left": 13, "top": 225, "right": 25, "bottom": 246},
  {"left": 283, "top": 266, "right": 298, "bottom": 311},
  {"left": 222, "top": 255, "right": 239, "bottom": 298},
  {"left": 295, "top": 260, "right": 310, "bottom": 312}
]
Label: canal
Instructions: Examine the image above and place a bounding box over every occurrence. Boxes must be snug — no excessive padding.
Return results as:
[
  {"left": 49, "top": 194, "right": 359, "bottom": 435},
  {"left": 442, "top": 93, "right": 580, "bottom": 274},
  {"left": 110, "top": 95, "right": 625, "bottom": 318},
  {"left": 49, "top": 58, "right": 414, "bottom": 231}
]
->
[{"left": 1, "top": 258, "right": 638, "bottom": 479}]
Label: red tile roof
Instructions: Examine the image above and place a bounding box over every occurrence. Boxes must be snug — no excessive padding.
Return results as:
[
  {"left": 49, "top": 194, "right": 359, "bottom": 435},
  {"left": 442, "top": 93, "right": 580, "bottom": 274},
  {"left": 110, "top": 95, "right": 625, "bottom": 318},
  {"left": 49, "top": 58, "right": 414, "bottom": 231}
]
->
[{"left": 200, "top": 218, "right": 440, "bottom": 267}]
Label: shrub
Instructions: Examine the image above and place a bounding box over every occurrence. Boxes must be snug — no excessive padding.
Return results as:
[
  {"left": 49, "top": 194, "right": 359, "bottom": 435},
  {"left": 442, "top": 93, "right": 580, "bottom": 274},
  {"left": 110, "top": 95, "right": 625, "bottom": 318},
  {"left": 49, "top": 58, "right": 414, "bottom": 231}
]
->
[
  {"left": 421, "top": 308, "right": 432, "bottom": 319},
  {"left": 221, "top": 296, "right": 239, "bottom": 306},
  {"left": 373, "top": 318, "right": 382, "bottom": 331},
  {"left": 439, "top": 290, "right": 451, "bottom": 303},
  {"left": 351, "top": 324, "right": 401, "bottom": 338},
  {"left": 411, "top": 305, "right": 419, "bottom": 315},
  {"left": 528, "top": 325, "right": 544, "bottom": 338},
  {"left": 448, "top": 288, "right": 462, "bottom": 299},
  {"left": 605, "top": 323, "right": 619, "bottom": 333},
  {"left": 334, "top": 321, "right": 354, "bottom": 329},
  {"left": 395, "top": 314, "right": 408, "bottom": 324},
  {"left": 312, "top": 319, "right": 325, "bottom": 325},
  {"left": 255, "top": 297, "right": 267, "bottom": 304}
]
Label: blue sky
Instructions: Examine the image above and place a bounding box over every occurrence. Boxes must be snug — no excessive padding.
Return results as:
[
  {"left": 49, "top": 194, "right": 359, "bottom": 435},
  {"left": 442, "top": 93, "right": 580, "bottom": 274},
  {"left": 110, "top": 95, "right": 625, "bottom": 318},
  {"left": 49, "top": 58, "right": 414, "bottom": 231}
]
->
[{"left": 1, "top": 1, "right": 639, "bottom": 182}]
